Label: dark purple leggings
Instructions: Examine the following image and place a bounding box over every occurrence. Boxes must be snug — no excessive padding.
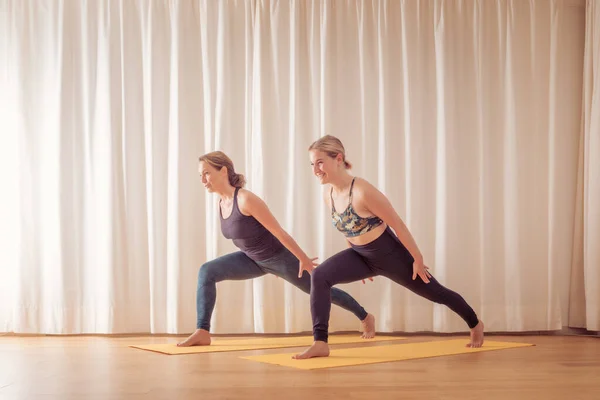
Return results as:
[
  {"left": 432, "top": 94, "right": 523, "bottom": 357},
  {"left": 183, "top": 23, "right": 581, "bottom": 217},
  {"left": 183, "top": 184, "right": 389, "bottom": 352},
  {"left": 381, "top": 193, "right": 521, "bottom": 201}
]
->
[{"left": 310, "top": 227, "right": 479, "bottom": 342}]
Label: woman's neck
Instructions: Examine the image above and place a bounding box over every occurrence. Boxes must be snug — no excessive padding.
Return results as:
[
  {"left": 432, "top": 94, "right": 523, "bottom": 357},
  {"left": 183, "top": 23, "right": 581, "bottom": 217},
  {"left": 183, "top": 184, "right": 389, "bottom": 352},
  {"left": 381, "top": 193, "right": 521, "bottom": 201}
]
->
[
  {"left": 329, "top": 172, "right": 354, "bottom": 195},
  {"left": 215, "top": 184, "right": 236, "bottom": 202}
]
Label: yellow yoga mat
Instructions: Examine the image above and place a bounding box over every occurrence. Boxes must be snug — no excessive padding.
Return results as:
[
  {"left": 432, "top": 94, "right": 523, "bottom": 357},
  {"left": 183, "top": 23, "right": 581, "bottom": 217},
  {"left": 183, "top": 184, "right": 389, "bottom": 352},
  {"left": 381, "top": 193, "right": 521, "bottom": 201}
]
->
[
  {"left": 130, "top": 335, "right": 406, "bottom": 355},
  {"left": 240, "top": 339, "right": 535, "bottom": 370}
]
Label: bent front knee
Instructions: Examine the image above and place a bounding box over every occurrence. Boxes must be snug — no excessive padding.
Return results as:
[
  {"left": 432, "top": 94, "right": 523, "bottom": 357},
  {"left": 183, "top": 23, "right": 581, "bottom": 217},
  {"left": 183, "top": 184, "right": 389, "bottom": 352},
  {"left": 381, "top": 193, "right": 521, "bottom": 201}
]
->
[
  {"left": 311, "top": 267, "right": 332, "bottom": 288},
  {"left": 197, "top": 261, "right": 217, "bottom": 285}
]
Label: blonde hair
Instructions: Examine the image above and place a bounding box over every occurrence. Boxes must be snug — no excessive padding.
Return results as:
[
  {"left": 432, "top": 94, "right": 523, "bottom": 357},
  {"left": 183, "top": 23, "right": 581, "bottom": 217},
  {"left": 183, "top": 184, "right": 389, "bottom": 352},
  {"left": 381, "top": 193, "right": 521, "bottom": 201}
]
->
[
  {"left": 308, "top": 135, "right": 352, "bottom": 169},
  {"left": 199, "top": 151, "right": 246, "bottom": 188}
]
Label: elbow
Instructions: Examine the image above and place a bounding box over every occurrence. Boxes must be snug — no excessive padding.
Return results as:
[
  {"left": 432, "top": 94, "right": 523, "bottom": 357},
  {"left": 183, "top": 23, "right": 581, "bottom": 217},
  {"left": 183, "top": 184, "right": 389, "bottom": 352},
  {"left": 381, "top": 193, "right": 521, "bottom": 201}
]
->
[{"left": 272, "top": 227, "right": 290, "bottom": 243}]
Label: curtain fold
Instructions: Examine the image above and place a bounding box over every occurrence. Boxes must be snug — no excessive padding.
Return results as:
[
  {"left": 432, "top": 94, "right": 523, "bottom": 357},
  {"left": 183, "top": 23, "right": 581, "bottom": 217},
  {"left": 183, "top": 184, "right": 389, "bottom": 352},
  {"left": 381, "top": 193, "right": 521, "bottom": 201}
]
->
[{"left": 571, "top": 0, "right": 600, "bottom": 331}]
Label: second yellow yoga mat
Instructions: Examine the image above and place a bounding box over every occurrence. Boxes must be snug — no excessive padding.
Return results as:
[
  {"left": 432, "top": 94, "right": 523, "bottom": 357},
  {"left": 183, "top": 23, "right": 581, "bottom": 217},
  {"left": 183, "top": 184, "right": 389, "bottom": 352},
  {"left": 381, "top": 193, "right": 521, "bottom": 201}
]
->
[{"left": 240, "top": 339, "right": 535, "bottom": 369}]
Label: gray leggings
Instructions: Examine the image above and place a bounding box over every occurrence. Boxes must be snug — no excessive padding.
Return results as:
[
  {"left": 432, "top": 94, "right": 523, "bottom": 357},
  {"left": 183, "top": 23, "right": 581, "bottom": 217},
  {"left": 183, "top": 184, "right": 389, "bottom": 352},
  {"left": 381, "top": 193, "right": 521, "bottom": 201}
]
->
[
  {"left": 195, "top": 248, "right": 368, "bottom": 331},
  {"left": 310, "top": 227, "right": 479, "bottom": 342}
]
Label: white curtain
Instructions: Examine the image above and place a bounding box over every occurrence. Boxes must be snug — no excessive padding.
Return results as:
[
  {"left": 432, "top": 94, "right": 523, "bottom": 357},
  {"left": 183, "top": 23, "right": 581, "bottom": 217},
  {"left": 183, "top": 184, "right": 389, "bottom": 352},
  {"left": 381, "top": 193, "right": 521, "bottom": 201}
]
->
[
  {"left": 571, "top": 0, "right": 600, "bottom": 331},
  {"left": 0, "top": 0, "right": 591, "bottom": 334}
]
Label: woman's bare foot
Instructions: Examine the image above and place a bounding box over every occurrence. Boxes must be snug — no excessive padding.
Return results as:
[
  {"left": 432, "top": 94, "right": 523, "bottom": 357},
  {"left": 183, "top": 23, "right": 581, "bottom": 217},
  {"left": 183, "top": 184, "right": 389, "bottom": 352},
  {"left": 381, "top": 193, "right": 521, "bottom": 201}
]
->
[
  {"left": 361, "top": 313, "right": 376, "bottom": 339},
  {"left": 177, "top": 329, "right": 211, "bottom": 347},
  {"left": 467, "top": 321, "right": 484, "bottom": 348},
  {"left": 292, "top": 341, "right": 330, "bottom": 359}
]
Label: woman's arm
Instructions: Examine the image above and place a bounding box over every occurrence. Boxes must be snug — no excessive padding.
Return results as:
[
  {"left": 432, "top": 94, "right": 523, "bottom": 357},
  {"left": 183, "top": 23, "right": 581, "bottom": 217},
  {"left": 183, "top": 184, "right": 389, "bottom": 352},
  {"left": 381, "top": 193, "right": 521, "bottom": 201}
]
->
[
  {"left": 238, "top": 190, "right": 317, "bottom": 276},
  {"left": 354, "top": 179, "right": 431, "bottom": 283}
]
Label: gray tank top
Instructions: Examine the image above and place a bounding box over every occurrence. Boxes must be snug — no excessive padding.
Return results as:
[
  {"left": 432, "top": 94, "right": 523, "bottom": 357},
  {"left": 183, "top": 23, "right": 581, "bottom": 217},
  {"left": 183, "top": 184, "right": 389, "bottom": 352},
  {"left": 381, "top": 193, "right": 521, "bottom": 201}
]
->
[{"left": 219, "top": 187, "right": 284, "bottom": 261}]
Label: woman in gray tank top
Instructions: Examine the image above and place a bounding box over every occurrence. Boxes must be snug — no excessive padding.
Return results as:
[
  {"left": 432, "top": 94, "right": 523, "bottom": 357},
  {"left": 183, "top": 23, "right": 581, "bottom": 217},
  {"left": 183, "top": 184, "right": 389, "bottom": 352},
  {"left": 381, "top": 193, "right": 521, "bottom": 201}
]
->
[{"left": 177, "top": 151, "right": 375, "bottom": 346}]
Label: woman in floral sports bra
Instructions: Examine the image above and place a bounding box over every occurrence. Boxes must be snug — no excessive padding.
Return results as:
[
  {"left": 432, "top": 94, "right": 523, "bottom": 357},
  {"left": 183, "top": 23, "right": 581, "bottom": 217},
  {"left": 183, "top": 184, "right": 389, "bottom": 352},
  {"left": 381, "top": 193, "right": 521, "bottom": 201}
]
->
[{"left": 293, "top": 135, "right": 484, "bottom": 360}]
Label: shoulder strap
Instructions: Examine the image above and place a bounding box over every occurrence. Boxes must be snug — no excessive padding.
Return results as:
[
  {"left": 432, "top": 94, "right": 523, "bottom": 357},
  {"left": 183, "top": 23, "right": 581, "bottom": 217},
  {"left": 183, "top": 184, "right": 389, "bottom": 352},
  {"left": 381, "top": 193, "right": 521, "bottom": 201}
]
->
[
  {"left": 232, "top": 187, "right": 241, "bottom": 213},
  {"left": 330, "top": 186, "right": 335, "bottom": 212},
  {"left": 348, "top": 177, "right": 356, "bottom": 205}
]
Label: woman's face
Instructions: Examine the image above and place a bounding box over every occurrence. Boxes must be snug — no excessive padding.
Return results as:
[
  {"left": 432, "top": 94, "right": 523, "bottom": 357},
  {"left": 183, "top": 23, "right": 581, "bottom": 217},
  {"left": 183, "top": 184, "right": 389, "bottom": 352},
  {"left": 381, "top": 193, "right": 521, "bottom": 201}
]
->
[
  {"left": 199, "top": 161, "right": 226, "bottom": 193},
  {"left": 309, "top": 149, "right": 343, "bottom": 185}
]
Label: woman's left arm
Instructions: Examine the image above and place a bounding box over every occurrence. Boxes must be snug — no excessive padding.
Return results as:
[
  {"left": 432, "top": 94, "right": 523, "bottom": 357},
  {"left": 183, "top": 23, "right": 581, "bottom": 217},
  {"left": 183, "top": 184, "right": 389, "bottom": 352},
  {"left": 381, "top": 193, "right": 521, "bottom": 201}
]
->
[
  {"left": 357, "top": 179, "right": 431, "bottom": 283},
  {"left": 241, "top": 191, "right": 317, "bottom": 277}
]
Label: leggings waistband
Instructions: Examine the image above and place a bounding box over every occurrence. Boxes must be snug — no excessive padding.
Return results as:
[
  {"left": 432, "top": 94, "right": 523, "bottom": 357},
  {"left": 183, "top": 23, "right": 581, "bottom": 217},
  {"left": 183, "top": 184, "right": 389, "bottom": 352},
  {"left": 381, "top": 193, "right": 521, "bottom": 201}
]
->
[{"left": 350, "top": 226, "right": 412, "bottom": 261}]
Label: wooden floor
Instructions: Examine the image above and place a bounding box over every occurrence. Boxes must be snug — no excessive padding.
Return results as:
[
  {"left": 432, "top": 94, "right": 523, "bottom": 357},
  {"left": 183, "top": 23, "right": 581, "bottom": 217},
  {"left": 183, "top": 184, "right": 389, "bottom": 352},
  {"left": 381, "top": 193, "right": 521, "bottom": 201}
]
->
[{"left": 0, "top": 333, "right": 598, "bottom": 400}]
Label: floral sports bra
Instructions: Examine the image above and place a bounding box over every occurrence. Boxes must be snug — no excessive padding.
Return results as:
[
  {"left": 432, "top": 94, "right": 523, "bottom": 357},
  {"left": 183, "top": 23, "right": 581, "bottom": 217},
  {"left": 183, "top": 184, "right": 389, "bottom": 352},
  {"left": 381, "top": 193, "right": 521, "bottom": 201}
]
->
[{"left": 331, "top": 178, "right": 384, "bottom": 237}]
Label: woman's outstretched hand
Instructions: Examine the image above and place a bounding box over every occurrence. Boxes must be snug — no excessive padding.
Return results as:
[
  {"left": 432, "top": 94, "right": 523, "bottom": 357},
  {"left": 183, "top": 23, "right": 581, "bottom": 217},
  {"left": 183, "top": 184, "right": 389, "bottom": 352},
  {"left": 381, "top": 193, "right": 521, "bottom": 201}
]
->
[
  {"left": 298, "top": 257, "right": 319, "bottom": 278},
  {"left": 412, "top": 259, "right": 432, "bottom": 283}
]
